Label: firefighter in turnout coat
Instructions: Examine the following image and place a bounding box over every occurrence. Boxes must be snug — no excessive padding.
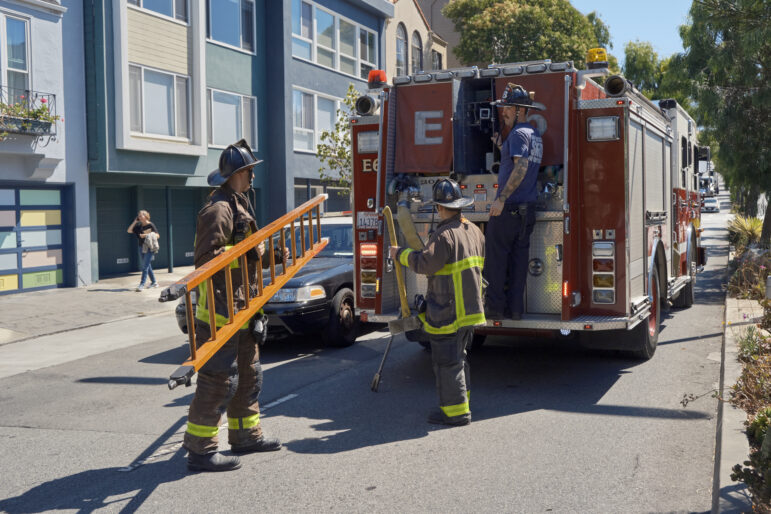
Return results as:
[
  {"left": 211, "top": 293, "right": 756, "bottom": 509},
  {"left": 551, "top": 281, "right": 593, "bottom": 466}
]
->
[
  {"left": 390, "top": 179, "right": 486, "bottom": 426},
  {"left": 184, "top": 139, "right": 284, "bottom": 472}
]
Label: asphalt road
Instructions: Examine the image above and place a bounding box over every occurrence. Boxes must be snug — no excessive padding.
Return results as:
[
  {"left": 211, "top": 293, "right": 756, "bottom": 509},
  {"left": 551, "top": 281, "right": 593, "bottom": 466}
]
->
[{"left": 0, "top": 193, "right": 731, "bottom": 513}]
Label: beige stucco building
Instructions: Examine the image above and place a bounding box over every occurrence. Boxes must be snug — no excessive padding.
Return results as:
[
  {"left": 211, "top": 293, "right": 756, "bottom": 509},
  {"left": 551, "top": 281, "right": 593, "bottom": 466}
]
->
[{"left": 385, "top": 0, "right": 447, "bottom": 78}]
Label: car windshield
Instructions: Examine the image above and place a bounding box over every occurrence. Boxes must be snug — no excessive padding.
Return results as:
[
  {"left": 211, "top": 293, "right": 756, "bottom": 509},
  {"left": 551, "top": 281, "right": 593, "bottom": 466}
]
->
[
  {"left": 292, "top": 222, "right": 353, "bottom": 258},
  {"left": 705, "top": 199, "right": 718, "bottom": 205}
]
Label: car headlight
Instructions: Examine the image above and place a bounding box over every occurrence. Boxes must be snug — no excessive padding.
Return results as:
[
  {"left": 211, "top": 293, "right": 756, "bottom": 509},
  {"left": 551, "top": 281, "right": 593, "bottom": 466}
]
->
[{"left": 268, "top": 285, "right": 326, "bottom": 303}]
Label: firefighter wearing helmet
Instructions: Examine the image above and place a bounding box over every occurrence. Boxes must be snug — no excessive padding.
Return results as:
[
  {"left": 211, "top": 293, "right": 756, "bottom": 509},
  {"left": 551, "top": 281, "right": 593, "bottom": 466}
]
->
[
  {"left": 183, "top": 139, "right": 286, "bottom": 472},
  {"left": 389, "top": 178, "right": 485, "bottom": 426},
  {"left": 484, "top": 83, "right": 545, "bottom": 320}
]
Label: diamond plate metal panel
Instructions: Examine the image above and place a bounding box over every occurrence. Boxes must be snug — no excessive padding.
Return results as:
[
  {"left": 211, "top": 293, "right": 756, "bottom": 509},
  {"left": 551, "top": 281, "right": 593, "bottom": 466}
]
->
[
  {"left": 526, "top": 220, "right": 563, "bottom": 314},
  {"left": 578, "top": 99, "right": 627, "bottom": 109}
]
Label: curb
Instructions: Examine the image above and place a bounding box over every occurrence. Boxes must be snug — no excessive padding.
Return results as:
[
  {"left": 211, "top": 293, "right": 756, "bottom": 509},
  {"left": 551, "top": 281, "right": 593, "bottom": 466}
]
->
[{"left": 714, "top": 297, "right": 755, "bottom": 513}]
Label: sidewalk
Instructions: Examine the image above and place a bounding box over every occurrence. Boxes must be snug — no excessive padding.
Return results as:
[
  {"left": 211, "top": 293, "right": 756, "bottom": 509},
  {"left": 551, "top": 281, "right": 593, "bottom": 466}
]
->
[
  {"left": 0, "top": 266, "right": 194, "bottom": 346},
  {"left": 715, "top": 297, "right": 759, "bottom": 512}
]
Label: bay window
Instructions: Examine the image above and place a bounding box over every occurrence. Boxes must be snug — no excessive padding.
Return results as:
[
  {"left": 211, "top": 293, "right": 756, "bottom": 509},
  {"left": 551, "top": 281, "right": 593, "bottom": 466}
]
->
[
  {"left": 129, "top": 64, "right": 190, "bottom": 139},
  {"left": 293, "top": 88, "right": 337, "bottom": 152},
  {"left": 291, "top": 0, "right": 378, "bottom": 80},
  {"left": 208, "top": 0, "right": 255, "bottom": 52}
]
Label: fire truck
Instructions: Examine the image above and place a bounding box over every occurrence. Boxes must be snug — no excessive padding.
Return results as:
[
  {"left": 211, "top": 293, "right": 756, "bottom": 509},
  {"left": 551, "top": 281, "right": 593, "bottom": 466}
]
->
[{"left": 350, "top": 52, "right": 706, "bottom": 359}]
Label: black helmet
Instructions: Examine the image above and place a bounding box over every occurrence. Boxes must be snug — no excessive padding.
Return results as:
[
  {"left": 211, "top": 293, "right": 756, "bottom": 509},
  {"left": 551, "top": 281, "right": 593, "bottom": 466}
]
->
[
  {"left": 427, "top": 178, "right": 473, "bottom": 209},
  {"left": 491, "top": 82, "right": 545, "bottom": 111},
  {"left": 207, "top": 139, "right": 263, "bottom": 186}
]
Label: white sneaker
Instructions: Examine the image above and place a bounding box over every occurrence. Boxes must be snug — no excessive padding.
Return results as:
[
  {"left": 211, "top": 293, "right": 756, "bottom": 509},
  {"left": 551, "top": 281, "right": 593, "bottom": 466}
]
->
[
  {"left": 150, "top": 283, "right": 159, "bottom": 288},
  {"left": 136, "top": 285, "right": 145, "bottom": 291}
]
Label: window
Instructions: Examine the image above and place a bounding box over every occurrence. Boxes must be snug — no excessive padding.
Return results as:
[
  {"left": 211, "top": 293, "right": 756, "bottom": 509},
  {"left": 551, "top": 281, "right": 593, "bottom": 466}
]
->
[
  {"left": 291, "top": 0, "right": 378, "bottom": 80},
  {"left": 207, "top": 88, "right": 257, "bottom": 148},
  {"left": 208, "top": 0, "right": 255, "bottom": 52},
  {"left": 411, "top": 32, "right": 423, "bottom": 74},
  {"left": 129, "top": 64, "right": 189, "bottom": 138},
  {"left": 128, "top": 0, "right": 188, "bottom": 22},
  {"left": 395, "top": 23, "right": 407, "bottom": 76},
  {"left": 292, "top": 88, "right": 338, "bottom": 152},
  {"left": 431, "top": 50, "right": 442, "bottom": 71},
  {"left": 3, "top": 16, "right": 28, "bottom": 102}
]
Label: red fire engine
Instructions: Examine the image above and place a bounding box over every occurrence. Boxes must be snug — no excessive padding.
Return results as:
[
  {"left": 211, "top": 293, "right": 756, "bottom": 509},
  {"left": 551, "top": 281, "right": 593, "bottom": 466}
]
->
[{"left": 350, "top": 52, "right": 707, "bottom": 359}]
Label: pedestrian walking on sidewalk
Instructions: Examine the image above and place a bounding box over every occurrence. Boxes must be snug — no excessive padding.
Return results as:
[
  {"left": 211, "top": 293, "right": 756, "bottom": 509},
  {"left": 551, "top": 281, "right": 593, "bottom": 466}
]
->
[
  {"left": 183, "top": 139, "right": 285, "bottom": 473},
  {"left": 389, "top": 178, "right": 485, "bottom": 427},
  {"left": 126, "top": 210, "right": 160, "bottom": 291}
]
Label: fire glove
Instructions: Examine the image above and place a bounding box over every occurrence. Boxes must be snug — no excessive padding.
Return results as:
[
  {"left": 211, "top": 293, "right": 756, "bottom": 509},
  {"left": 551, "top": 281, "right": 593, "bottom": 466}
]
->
[{"left": 251, "top": 313, "right": 269, "bottom": 346}]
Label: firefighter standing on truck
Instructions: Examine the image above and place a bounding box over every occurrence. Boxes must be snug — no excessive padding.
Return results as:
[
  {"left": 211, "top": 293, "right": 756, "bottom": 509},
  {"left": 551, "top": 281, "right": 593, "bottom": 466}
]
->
[
  {"left": 184, "top": 139, "right": 285, "bottom": 472},
  {"left": 389, "top": 179, "right": 485, "bottom": 426},
  {"left": 484, "top": 83, "right": 544, "bottom": 320}
]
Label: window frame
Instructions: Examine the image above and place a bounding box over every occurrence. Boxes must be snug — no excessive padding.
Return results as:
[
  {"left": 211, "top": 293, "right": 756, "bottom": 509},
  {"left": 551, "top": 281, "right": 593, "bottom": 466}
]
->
[
  {"left": 431, "top": 49, "right": 442, "bottom": 71},
  {"left": 292, "top": 86, "right": 341, "bottom": 154},
  {"left": 127, "top": 0, "right": 189, "bottom": 25},
  {"left": 129, "top": 62, "right": 191, "bottom": 141},
  {"left": 290, "top": 0, "right": 378, "bottom": 82},
  {"left": 411, "top": 31, "right": 423, "bottom": 74},
  {"left": 206, "top": 0, "right": 256, "bottom": 55},
  {"left": 206, "top": 86, "right": 258, "bottom": 150},
  {"left": 0, "top": 13, "right": 31, "bottom": 95},
  {"left": 395, "top": 23, "right": 408, "bottom": 76}
]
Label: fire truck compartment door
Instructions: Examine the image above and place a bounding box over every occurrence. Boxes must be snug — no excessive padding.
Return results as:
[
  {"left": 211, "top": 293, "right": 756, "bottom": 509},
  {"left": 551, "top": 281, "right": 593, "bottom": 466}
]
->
[
  {"left": 526, "top": 220, "right": 563, "bottom": 314},
  {"left": 394, "top": 82, "right": 454, "bottom": 174}
]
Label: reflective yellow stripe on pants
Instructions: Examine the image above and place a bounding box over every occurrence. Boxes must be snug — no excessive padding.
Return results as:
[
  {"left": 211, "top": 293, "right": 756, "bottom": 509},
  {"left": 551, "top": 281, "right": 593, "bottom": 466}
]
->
[
  {"left": 186, "top": 421, "right": 220, "bottom": 438},
  {"left": 228, "top": 413, "right": 260, "bottom": 430}
]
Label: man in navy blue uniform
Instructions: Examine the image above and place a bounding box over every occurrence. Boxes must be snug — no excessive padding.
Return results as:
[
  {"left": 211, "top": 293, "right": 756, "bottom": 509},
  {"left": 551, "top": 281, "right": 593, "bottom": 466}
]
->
[{"left": 484, "top": 83, "right": 545, "bottom": 320}]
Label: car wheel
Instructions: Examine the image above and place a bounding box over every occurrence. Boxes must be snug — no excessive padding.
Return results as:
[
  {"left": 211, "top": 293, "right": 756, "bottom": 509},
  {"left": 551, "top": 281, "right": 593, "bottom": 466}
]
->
[{"left": 323, "top": 288, "right": 358, "bottom": 347}]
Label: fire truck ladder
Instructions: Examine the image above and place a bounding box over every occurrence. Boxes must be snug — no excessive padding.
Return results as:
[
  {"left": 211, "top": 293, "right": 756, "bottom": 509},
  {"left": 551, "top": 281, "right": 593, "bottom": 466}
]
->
[{"left": 159, "top": 195, "right": 329, "bottom": 389}]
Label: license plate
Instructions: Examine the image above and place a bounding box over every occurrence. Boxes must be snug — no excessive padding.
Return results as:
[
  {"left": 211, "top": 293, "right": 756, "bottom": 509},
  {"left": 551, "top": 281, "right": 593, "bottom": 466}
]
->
[{"left": 357, "top": 212, "right": 379, "bottom": 229}]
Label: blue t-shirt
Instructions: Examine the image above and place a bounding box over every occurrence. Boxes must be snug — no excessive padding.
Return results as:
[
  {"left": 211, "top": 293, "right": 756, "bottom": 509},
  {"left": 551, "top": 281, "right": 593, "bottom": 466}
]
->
[{"left": 497, "top": 123, "right": 543, "bottom": 205}]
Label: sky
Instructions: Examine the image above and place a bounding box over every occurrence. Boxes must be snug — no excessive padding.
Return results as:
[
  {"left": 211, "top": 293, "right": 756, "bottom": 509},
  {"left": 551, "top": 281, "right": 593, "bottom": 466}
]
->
[{"left": 570, "top": 0, "right": 693, "bottom": 67}]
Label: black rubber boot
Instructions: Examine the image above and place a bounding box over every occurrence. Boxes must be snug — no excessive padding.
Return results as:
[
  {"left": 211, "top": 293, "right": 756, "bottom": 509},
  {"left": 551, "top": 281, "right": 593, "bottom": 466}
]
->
[
  {"left": 231, "top": 436, "right": 282, "bottom": 454},
  {"left": 187, "top": 451, "right": 242, "bottom": 472},
  {"left": 427, "top": 409, "right": 471, "bottom": 427}
]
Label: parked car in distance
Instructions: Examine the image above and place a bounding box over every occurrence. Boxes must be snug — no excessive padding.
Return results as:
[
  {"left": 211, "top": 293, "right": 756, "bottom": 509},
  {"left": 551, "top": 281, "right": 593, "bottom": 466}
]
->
[
  {"left": 175, "top": 216, "right": 358, "bottom": 347},
  {"left": 702, "top": 197, "right": 720, "bottom": 213}
]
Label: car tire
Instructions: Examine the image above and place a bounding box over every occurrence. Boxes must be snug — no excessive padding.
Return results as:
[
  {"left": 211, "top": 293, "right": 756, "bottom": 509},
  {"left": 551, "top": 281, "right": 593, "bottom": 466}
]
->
[{"left": 323, "top": 288, "right": 358, "bottom": 347}]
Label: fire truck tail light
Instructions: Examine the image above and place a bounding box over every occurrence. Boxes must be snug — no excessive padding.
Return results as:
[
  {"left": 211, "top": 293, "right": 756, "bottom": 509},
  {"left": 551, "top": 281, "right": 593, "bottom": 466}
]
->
[
  {"left": 592, "top": 242, "right": 614, "bottom": 257},
  {"left": 593, "top": 290, "right": 615, "bottom": 304},
  {"left": 593, "top": 274, "right": 614, "bottom": 288},
  {"left": 361, "top": 284, "right": 377, "bottom": 298},
  {"left": 360, "top": 243, "right": 378, "bottom": 257},
  {"left": 587, "top": 116, "right": 619, "bottom": 141},
  {"left": 593, "top": 258, "right": 614, "bottom": 272},
  {"left": 360, "top": 256, "right": 377, "bottom": 269},
  {"left": 360, "top": 270, "right": 377, "bottom": 284},
  {"left": 563, "top": 281, "right": 569, "bottom": 298}
]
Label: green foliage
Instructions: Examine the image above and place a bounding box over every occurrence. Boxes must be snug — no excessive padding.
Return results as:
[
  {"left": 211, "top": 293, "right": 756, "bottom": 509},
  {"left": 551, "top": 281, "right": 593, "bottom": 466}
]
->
[
  {"left": 729, "top": 215, "right": 764, "bottom": 248},
  {"left": 749, "top": 407, "right": 771, "bottom": 445},
  {"left": 316, "top": 83, "right": 359, "bottom": 190},
  {"left": 442, "top": 0, "right": 601, "bottom": 68},
  {"left": 739, "top": 326, "right": 768, "bottom": 363},
  {"left": 727, "top": 252, "right": 769, "bottom": 299},
  {"left": 620, "top": 42, "right": 695, "bottom": 113},
  {"left": 586, "top": 11, "right": 612, "bottom": 50}
]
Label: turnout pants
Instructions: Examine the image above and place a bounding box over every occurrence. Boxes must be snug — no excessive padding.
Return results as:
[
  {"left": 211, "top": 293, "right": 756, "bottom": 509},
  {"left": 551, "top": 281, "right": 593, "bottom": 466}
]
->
[
  {"left": 183, "top": 323, "right": 263, "bottom": 455},
  {"left": 484, "top": 207, "right": 536, "bottom": 316},
  {"left": 430, "top": 326, "right": 473, "bottom": 423}
]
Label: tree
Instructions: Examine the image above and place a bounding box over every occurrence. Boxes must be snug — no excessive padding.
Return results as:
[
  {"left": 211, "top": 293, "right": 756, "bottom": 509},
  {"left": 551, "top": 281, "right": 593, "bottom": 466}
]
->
[
  {"left": 623, "top": 40, "right": 661, "bottom": 94},
  {"left": 680, "top": 0, "right": 770, "bottom": 243},
  {"left": 587, "top": 11, "right": 612, "bottom": 50},
  {"left": 316, "top": 83, "right": 359, "bottom": 190},
  {"left": 442, "top": 0, "right": 601, "bottom": 68}
]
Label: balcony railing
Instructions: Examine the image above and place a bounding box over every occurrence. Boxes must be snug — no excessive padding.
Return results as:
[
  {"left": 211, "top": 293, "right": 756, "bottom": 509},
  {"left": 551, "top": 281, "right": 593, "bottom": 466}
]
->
[{"left": 0, "top": 86, "right": 58, "bottom": 138}]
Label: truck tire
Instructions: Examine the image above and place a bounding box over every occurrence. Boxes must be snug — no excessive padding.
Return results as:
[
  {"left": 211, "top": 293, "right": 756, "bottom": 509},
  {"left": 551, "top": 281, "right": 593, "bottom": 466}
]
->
[
  {"left": 631, "top": 267, "right": 661, "bottom": 360},
  {"left": 323, "top": 288, "right": 358, "bottom": 347}
]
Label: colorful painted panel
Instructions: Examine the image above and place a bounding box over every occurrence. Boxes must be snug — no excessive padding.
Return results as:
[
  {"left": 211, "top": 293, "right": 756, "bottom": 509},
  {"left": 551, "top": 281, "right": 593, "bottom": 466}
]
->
[
  {"left": 20, "top": 230, "right": 62, "bottom": 247},
  {"left": 0, "top": 274, "right": 18, "bottom": 291},
  {"left": 0, "top": 254, "right": 16, "bottom": 270},
  {"left": 20, "top": 210, "right": 61, "bottom": 226},
  {"left": 0, "top": 190, "right": 14, "bottom": 206},
  {"left": 22, "top": 269, "right": 62, "bottom": 289},
  {"left": 20, "top": 189, "right": 61, "bottom": 206},
  {"left": 22, "top": 249, "right": 62, "bottom": 268},
  {"left": 0, "top": 231, "right": 15, "bottom": 249},
  {"left": 0, "top": 211, "right": 14, "bottom": 226}
]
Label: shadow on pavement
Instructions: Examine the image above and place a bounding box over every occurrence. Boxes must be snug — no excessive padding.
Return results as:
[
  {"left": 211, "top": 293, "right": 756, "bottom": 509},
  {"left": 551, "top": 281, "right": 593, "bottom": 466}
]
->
[{"left": 86, "top": 288, "right": 135, "bottom": 293}]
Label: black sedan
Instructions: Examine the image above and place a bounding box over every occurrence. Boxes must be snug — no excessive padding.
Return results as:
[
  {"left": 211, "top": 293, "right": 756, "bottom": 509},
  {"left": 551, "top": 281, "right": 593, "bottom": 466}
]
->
[{"left": 175, "top": 216, "right": 358, "bottom": 347}]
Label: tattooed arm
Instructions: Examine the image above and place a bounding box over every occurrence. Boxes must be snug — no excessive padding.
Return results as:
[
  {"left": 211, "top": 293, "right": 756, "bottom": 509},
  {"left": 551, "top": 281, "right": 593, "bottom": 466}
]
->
[{"left": 490, "top": 156, "right": 528, "bottom": 217}]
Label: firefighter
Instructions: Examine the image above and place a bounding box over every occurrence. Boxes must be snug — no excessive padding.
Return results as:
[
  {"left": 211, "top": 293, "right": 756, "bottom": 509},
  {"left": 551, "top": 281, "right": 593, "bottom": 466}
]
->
[
  {"left": 184, "top": 139, "right": 285, "bottom": 472},
  {"left": 484, "top": 83, "right": 545, "bottom": 320},
  {"left": 389, "top": 179, "right": 485, "bottom": 426}
]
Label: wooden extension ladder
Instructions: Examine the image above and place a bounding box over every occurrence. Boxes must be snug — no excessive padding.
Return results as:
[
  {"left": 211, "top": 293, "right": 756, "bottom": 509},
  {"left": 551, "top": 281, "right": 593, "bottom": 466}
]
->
[{"left": 159, "top": 195, "right": 328, "bottom": 389}]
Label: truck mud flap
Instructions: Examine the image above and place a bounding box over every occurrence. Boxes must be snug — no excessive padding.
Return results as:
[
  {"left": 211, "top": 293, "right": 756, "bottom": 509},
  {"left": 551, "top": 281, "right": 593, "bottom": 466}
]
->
[{"left": 697, "top": 246, "right": 707, "bottom": 267}]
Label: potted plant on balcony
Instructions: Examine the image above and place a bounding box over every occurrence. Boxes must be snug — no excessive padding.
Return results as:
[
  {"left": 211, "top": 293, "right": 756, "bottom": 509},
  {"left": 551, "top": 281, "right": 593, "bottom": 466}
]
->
[{"left": 0, "top": 96, "right": 60, "bottom": 139}]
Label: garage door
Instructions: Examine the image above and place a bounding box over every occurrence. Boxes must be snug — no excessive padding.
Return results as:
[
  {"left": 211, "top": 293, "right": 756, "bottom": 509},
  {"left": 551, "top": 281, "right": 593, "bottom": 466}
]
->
[
  {"left": 96, "top": 187, "right": 135, "bottom": 277},
  {"left": 171, "top": 188, "right": 209, "bottom": 267},
  {"left": 0, "top": 187, "right": 67, "bottom": 295}
]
